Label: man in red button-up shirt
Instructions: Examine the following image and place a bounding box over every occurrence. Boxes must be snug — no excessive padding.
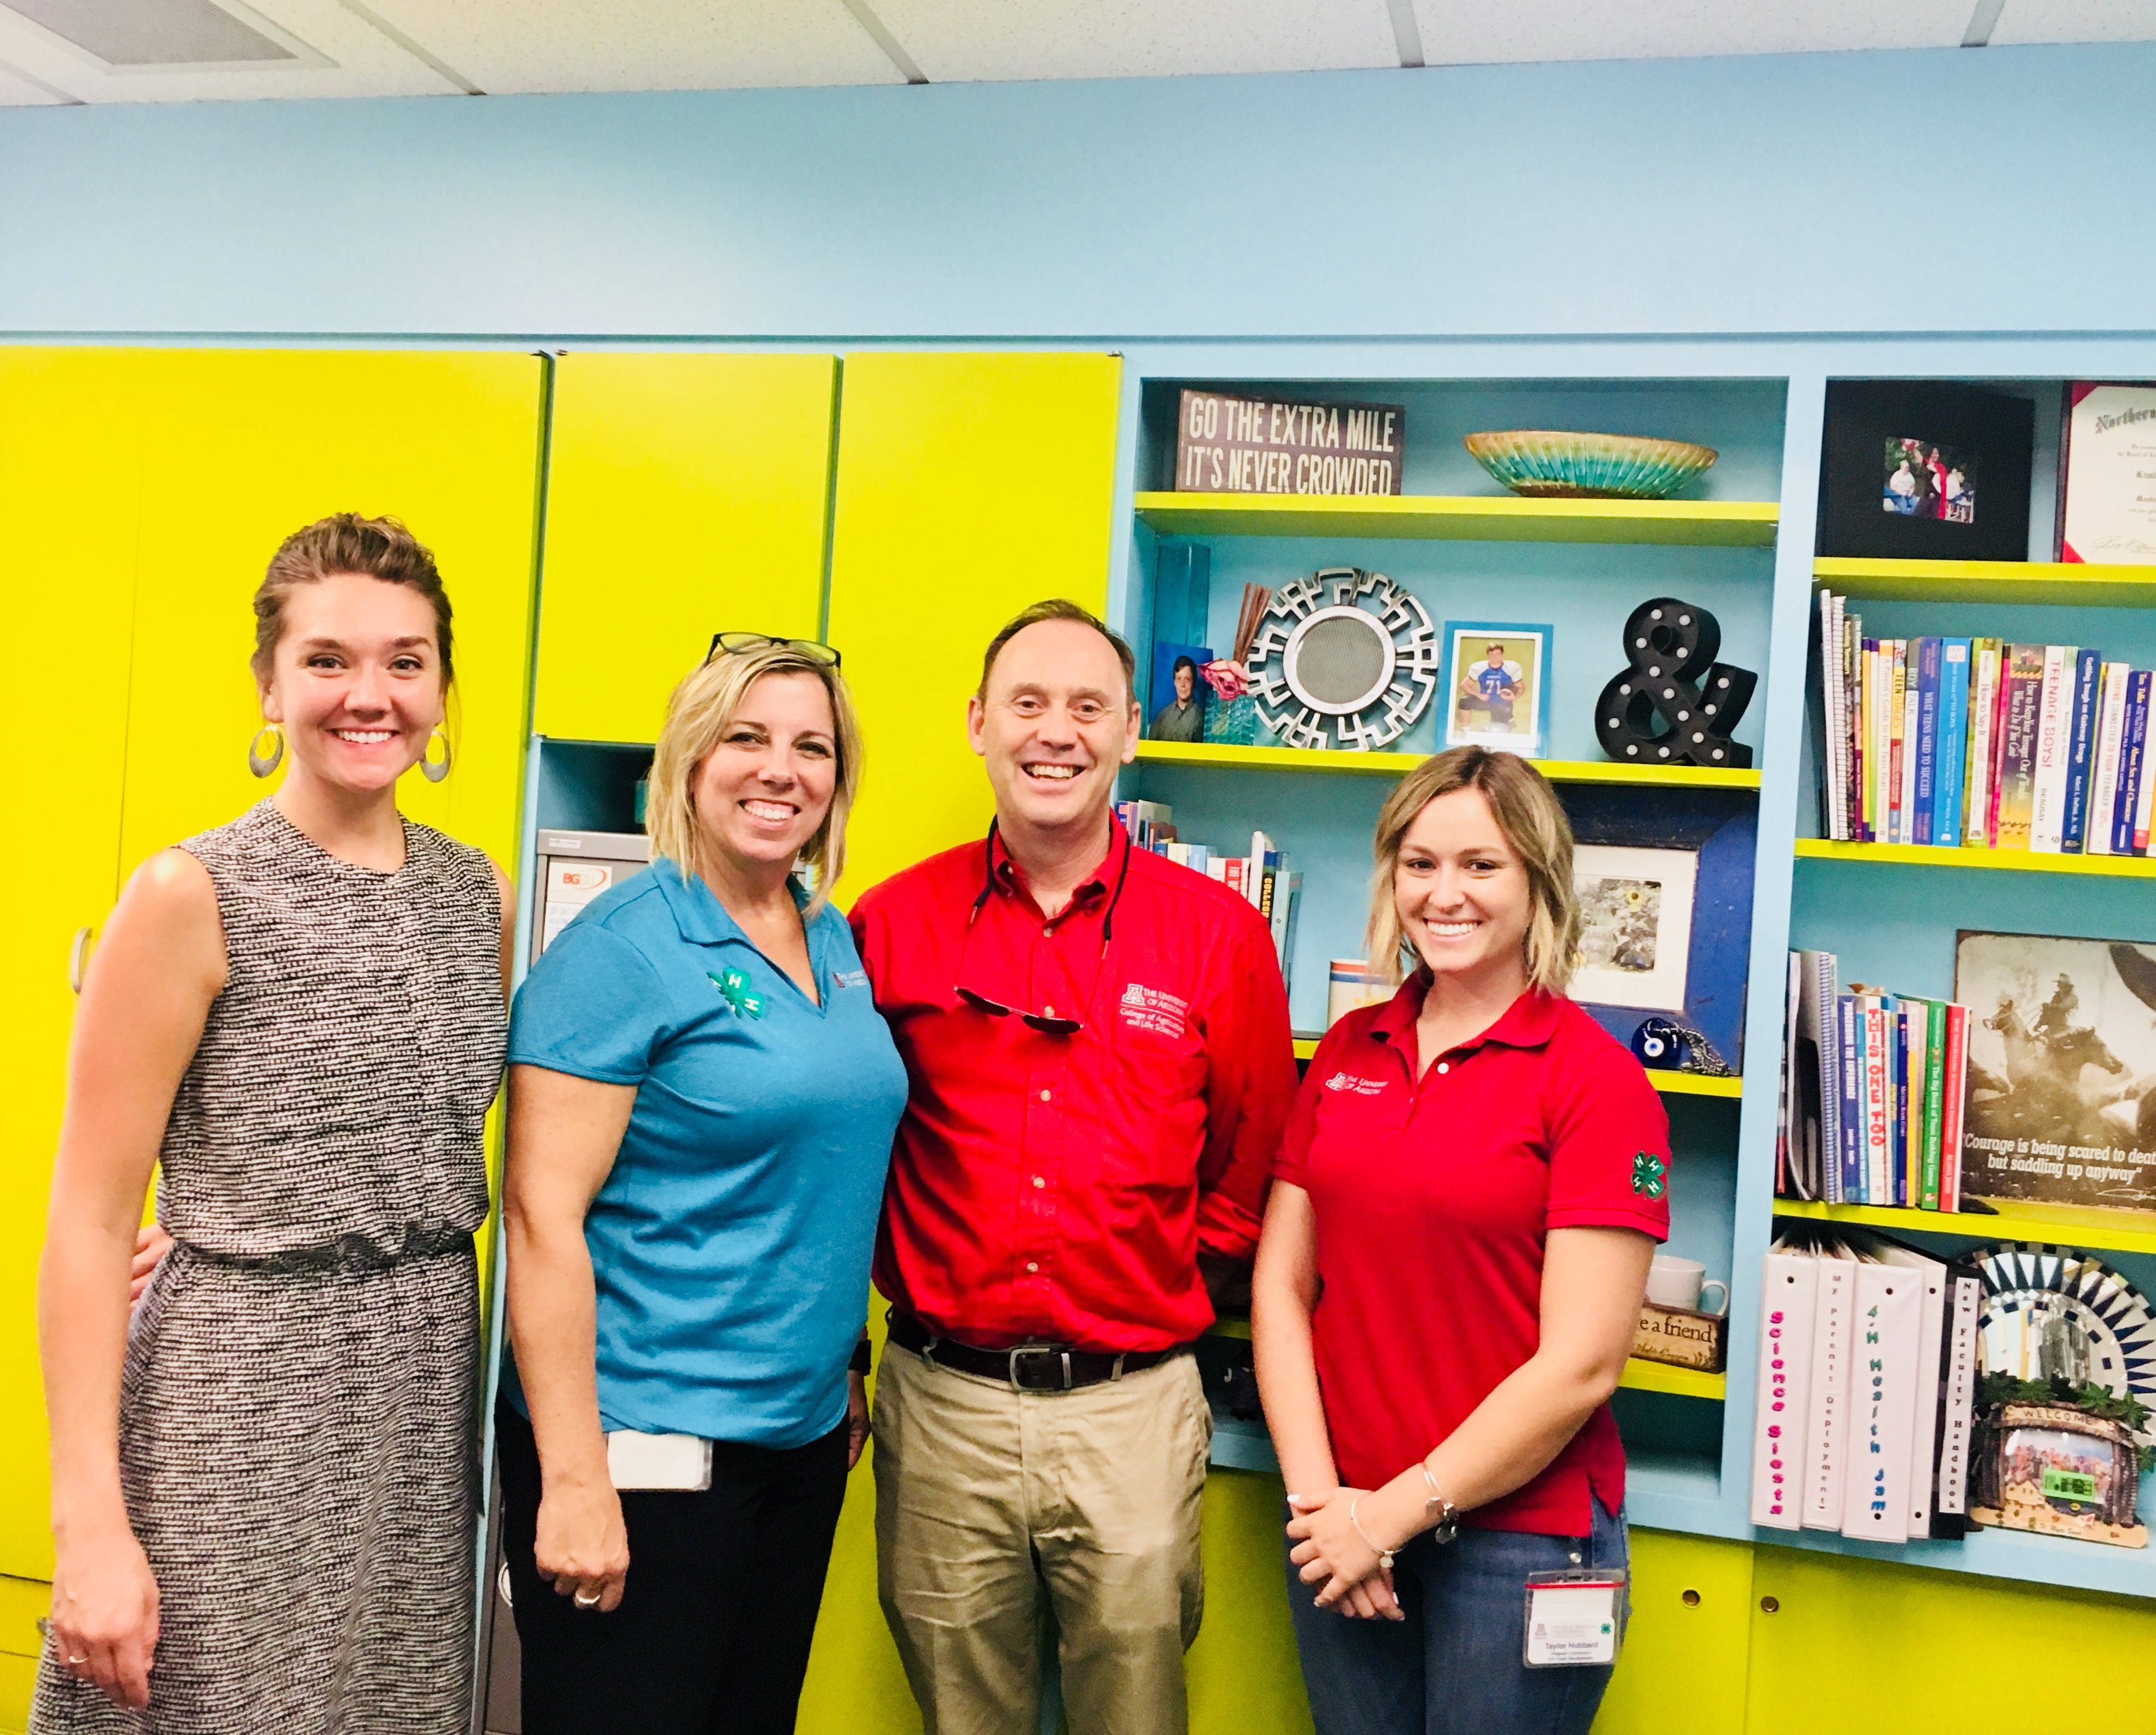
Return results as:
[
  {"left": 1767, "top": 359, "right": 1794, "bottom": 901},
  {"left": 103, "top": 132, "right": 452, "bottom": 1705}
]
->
[{"left": 850, "top": 599, "right": 1296, "bottom": 1735}]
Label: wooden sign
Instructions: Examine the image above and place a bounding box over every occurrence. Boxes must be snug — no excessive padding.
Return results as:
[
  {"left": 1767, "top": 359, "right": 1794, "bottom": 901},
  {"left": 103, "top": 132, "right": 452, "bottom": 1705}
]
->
[
  {"left": 1176, "top": 388, "right": 1405, "bottom": 497},
  {"left": 1632, "top": 1300, "right": 1728, "bottom": 1373}
]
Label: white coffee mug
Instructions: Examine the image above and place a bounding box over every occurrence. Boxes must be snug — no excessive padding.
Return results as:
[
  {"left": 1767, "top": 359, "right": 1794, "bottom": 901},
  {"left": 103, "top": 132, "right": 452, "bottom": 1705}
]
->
[{"left": 1646, "top": 1255, "right": 1728, "bottom": 1317}]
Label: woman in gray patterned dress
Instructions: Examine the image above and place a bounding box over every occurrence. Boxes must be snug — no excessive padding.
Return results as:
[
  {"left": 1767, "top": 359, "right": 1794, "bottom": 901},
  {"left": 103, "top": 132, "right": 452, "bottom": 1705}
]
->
[{"left": 35, "top": 514, "right": 512, "bottom": 1732}]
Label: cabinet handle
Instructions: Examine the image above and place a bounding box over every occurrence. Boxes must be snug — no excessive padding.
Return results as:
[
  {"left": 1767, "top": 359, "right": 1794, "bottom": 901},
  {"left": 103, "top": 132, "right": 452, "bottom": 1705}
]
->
[{"left": 68, "top": 926, "right": 91, "bottom": 995}]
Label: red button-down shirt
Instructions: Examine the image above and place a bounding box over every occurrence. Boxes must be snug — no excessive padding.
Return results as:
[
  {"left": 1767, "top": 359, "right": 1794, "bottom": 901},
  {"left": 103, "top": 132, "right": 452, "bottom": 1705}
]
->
[
  {"left": 1276, "top": 981, "right": 1671, "bottom": 1536},
  {"left": 850, "top": 821, "right": 1296, "bottom": 1352}
]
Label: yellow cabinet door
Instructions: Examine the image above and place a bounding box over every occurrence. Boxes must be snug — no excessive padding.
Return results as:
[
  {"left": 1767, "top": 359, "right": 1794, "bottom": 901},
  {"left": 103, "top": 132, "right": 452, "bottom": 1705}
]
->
[
  {"left": 1187, "top": 1469, "right": 1313, "bottom": 1735},
  {"left": 536, "top": 352, "right": 838, "bottom": 746},
  {"left": 823, "top": 350, "right": 1123, "bottom": 900},
  {"left": 118, "top": 349, "right": 546, "bottom": 876},
  {"left": 795, "top": 351, "right": 1122, "bottom": 1735},
  {"left": 1594, "top": 1529, "right": 1754, "bottom": 1733},
  {"left": 1744, "top": 1543, "right": 2156, "bottom": 1729},
  {"left": 0, "top": 350, "right": 148, "bottom": 1587}
]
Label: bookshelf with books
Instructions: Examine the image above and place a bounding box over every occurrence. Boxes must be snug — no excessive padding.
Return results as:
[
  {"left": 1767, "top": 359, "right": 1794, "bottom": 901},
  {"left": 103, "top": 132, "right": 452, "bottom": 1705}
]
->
[
  {"left": 1114, "top": 371, "right": 1773, "bottom": 1537},
  {"left": 1810, "top": 591, "right": 2156, "bottom": 862},
  {"left": 1115, "top": 796, "right": 1302, "bottom": 991},
  {"left": 1103, "top": 360, "right": 2156, "bottom": 1604},
  {"left": 1781, "top": 381, "right": 2156, "bottom": 1599}
]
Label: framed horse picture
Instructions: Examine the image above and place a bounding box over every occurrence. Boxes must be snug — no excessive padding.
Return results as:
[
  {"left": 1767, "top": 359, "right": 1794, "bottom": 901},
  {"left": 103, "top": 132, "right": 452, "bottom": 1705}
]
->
[{"left": 1954, "top": 931, "right": 2156, "bottom": 1209}]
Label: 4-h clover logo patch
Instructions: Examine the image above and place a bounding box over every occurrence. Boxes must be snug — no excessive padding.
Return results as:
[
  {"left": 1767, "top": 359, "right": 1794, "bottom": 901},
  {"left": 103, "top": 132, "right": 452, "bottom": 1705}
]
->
[
  {"left": 709, "top": 968, "right": 766, "bottom": 1020},
  {"left": 1631, "top": 1151, "right": 1667, "bottom": 1199}
]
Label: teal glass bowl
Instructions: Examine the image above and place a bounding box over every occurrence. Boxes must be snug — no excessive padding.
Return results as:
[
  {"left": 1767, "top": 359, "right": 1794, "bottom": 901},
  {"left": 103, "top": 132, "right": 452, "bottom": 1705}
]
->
[{"left": 1463, "top": 430, "right": 1718, "bottom": 500}]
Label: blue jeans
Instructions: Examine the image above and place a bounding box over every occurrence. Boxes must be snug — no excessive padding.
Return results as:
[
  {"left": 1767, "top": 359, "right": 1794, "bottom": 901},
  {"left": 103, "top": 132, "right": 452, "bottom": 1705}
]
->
[{"left": 1286, "top": 1497, "right": 1627, "bottom": 1735}]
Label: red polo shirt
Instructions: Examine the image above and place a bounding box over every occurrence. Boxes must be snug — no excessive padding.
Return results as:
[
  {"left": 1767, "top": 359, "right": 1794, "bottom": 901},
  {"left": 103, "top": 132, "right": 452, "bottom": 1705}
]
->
[
  {"left": 1276, "top": 979, "right": 1670, "bottom": 1536},
  {"left": 850, "top": 821, "right": 1296, "bottom": 1352}
]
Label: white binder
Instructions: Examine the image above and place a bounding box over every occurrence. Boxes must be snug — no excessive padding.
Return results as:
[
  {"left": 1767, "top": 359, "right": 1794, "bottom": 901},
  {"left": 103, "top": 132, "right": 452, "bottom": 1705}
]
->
[
  {"left": 1750, "top": 1248, "right": 1819, "bottom": 1530},
  {"left": 1882, "top": 1245, "right": 1949, "bottom": 1536},
  {"left": 1840, "top": 1259, "right": 1926, "bottom": 1544},
  {"left": 1936, "top": 1273, "right": 1983, "bottom": 1519},
  {"left": 1801, "top": 1251, "right": 1858, "bottom": 1530}
]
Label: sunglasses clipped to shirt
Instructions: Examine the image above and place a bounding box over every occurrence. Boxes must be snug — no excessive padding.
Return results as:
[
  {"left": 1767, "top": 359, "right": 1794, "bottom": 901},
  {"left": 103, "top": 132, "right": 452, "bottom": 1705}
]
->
[
  {"left": 952, "top": 820, "right": 1134, "bottom": 1037},
  {"left": 705, "top": 631, "right": 841, "bottom": 670}
]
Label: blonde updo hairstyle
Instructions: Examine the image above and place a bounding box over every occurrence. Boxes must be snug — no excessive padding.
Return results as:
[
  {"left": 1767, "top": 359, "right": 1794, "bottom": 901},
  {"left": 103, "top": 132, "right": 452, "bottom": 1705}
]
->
[
  {"left": 645, "top": 642, "right": 864, "bottom": 918},
  {"left": 1364, "top": 746, "right": 1581, "bottom": 996}
]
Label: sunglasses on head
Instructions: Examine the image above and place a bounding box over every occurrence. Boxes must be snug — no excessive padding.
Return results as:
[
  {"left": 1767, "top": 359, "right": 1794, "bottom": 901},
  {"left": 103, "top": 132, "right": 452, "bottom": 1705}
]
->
[{"left": 706, "top": 632, "right": 841, "bottom": 670}]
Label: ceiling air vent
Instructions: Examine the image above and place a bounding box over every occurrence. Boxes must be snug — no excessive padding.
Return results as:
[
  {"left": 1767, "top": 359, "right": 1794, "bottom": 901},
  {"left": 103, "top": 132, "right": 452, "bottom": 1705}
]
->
[{"left": 3, "top": 0, "right": 295, "bottom": 64}]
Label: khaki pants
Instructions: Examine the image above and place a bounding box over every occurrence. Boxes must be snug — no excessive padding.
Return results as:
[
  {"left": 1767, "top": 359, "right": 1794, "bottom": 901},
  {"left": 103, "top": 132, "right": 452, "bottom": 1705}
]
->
[{"left": 872, "top": 1347, "right": 1212, "bottom": 1735}]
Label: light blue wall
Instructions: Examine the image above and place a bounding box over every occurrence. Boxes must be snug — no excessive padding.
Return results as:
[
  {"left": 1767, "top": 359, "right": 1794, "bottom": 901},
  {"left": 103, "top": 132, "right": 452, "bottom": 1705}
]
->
[{"left": 3, "top": 42, "right": 2153, "bottom": 340}]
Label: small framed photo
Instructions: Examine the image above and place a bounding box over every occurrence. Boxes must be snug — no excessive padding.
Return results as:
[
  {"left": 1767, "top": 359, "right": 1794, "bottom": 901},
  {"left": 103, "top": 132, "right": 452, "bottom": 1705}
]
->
[
  {"left": 1819, "top": 380, "right": 2034, "bottom": 562},
  {"left": 1571, "top": 845, "right": 1697, "bottom": 1013},
  {"left": 1147, "top": 641, "right": 1212, "bottom": 743},
  {"left": 1442, "top": 621, "right": 1551, "bottom": 758}
]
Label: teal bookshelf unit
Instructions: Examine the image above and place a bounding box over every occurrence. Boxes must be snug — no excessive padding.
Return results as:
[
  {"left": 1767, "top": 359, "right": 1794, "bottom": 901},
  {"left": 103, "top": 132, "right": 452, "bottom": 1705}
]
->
[{"left": 1104, "top": 363, "right": 2156, "bottom": 1604}]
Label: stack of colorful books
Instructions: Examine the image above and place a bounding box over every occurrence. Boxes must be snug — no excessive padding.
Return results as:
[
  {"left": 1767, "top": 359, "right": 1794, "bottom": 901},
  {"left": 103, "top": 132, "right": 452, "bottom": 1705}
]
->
[
  {"left": 1114, "top": 800, "right": 1301, "bottom": 983},
  {"left": 1815, "top": 590, "right": 2155, "bottom": 854},
  {"left": 1781, "top": 949, "right": 1971, "bottom": 1211}
]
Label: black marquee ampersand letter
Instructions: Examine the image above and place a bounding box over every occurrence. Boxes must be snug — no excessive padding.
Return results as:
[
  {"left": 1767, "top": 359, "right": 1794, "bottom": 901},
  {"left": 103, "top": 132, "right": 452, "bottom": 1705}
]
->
[{"left": 1593, "top": 597, "right": 1757, "bottom": 769}]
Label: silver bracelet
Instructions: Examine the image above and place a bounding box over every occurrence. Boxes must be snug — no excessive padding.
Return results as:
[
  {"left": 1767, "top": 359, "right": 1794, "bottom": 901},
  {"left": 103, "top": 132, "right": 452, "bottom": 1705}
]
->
[
  {"left": 1420, "top": 1462, "right": 1460, "bottom": 1544},
  {"left": 1347, "top": 1495, "right": 1397, "bottom": 1570}
]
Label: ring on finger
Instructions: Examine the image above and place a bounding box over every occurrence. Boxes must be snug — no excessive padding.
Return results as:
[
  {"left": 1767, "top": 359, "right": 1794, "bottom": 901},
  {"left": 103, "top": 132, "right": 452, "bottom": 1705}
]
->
[{"left": 573, "top": 1589, "right": 602, "bottom": 1609}]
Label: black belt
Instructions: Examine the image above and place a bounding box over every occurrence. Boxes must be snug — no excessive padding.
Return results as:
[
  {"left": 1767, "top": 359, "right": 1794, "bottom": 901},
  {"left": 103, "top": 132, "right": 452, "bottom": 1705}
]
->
[
  {"left": 886, "top": 1309, "right": 1191, "bottom": 1392},
  {"left": 173, "top": 1223, "right": 474, "bottom": 1276}
]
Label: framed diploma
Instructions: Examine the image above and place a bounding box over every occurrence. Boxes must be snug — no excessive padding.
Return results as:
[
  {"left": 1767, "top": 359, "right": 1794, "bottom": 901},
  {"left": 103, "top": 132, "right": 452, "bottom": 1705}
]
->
[{"left": 2058, "top": 382, "right": 2156, "bottom": 565}]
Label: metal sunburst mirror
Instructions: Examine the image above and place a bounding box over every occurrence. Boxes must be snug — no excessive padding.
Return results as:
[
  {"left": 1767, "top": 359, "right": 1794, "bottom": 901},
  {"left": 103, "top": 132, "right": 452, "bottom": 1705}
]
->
[
  {"left": 1245, "top": 567, "right": 1441, "bottom": 751},
  {"left": 1971, "top": 1242, "right": 2156, "bottom": 1414}
]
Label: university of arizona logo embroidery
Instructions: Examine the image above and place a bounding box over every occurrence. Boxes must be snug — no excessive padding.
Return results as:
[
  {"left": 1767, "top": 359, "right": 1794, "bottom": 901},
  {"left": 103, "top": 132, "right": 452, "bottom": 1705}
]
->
[
  {"left": 1323, "top": 1072, "right": 1386, "bottom": 1096},
  {"left": 1118, "top": 981, "right": 1190, "bottom": 1038}
]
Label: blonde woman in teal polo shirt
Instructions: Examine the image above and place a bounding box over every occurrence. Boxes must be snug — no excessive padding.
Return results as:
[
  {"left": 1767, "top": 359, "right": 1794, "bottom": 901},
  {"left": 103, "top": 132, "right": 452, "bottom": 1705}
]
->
[{"left": 498, "top": 635, "right": 907, "bottom": 1735}]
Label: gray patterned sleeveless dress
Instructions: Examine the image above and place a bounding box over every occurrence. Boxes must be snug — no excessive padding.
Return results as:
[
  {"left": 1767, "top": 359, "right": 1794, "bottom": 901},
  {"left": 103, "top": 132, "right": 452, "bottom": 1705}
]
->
[{"left": 33, "top": 802, "right": 507, "bottom": 1735}]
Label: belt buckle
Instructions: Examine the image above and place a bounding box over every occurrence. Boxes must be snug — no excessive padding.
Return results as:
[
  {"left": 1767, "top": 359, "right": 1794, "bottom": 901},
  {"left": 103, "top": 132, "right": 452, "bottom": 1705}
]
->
[{"left": 1008, "top": 1344, "right": 1073, "bottom": 1392}]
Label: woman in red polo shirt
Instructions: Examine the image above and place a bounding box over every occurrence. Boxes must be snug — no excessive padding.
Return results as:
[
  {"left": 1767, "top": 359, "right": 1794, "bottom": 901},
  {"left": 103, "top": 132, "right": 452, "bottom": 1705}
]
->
[{"left": 1251, "top": 746, "right": 1669, "bottom": 1735}]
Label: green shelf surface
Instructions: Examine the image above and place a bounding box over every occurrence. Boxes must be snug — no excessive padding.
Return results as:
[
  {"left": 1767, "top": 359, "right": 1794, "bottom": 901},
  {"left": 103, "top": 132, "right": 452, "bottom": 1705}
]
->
[
  {"left": 1813, "top": 556, "right": 2156, "bottom": 607},
  {"left": 1775, "top": 1197, "right": 2156, "bottom": 1259},
  {"left": 1794, "top": 838, "right": 2156, "bottom": 878},
  {"left": 1135, "top": 491, "right": 1780, "bottom": 547},
  {"left": 1619, "top": 1359, "right": 1727, "bottom": 1400},
  {"left": 1135, "top": 739, "right": 1761, "bottom": 789},
  {"left": 1757, "top": 1513, "right": 2156, "bottom": 1602}
]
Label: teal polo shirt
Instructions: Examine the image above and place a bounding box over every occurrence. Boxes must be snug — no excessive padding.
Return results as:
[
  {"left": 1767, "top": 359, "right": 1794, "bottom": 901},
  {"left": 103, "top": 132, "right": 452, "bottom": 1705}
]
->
[{"left": 507, "top": 857, "right": 906, "bottom": 1449}]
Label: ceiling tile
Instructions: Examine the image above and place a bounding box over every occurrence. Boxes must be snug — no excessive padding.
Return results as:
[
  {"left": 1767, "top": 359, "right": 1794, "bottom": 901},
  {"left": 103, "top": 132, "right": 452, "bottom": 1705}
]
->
[
  {"left": 0, "top": 56, "right": 67, "bottom": 102},
  {"left": 1991, "top": 0, "right": 2156, "bottom": 44},
  {"left": 354, "top": 0, "right": 903, "bottom": 94},
  {"left": 0, "top": 0, "right": 462, "bottom": 100},
  {"left": 869, "top": 0, "right": 1400, "bottom": 83},
  {"left": 8, "top": 0, "right": 295, "bottom": 64},
  {"left": 1410, "top": 0, "right": 1972, "bottom": 65}
]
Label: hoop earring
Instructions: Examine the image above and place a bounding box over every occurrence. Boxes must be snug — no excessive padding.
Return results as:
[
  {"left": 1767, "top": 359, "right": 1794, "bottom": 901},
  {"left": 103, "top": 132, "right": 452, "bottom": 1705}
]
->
[
  {"left": 247, "top": 724, "right": 284, "bottom": 779},
  {"left": 419, "top": 728, "right": 452, "bottom": 784}
]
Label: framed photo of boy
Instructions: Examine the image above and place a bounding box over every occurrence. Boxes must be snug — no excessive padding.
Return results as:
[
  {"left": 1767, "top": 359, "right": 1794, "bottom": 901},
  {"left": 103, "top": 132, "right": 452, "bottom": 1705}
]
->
[{"left": 1441, "top": 622, "right": 1552, "bottom": 758}]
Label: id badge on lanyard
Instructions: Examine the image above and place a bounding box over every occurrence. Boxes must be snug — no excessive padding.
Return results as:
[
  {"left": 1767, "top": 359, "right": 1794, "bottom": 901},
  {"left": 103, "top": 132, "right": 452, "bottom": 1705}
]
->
[
  {"left": 606, "top": 1430, "right": 713, "bottom": 1491},
  {"left": 1522, "top": 1568, "right": 1627, "bottom": 1667}
]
